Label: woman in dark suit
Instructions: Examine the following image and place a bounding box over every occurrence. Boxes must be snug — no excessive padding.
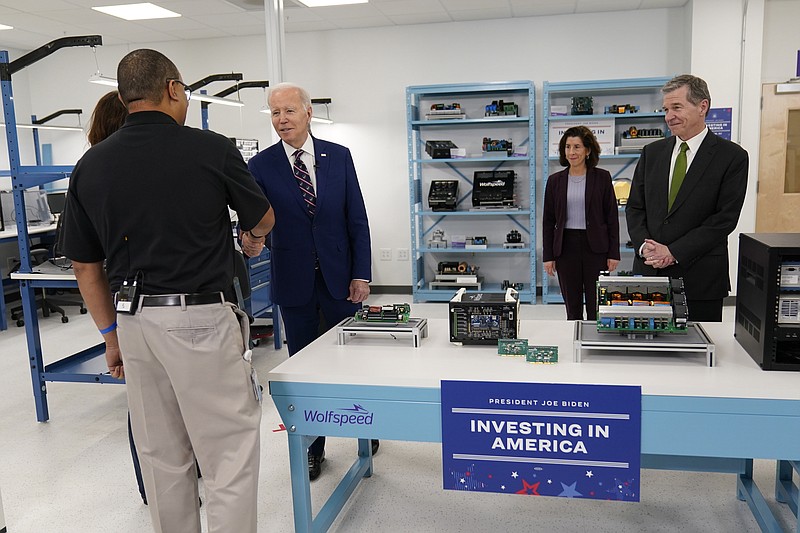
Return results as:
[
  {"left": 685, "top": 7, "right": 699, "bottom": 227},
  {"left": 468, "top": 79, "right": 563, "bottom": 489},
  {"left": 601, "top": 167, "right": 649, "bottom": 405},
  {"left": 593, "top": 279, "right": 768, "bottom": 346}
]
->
[{"left": 543, "top": 125, "right": 620, "bottom": 320}]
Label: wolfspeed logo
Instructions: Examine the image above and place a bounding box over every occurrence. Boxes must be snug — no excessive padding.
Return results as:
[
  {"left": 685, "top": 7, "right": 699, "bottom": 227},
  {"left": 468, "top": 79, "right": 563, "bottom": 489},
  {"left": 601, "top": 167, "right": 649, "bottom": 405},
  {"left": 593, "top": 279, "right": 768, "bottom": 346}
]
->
[{"left": 304, "top": 403, "right": 374, "bottom": 426}]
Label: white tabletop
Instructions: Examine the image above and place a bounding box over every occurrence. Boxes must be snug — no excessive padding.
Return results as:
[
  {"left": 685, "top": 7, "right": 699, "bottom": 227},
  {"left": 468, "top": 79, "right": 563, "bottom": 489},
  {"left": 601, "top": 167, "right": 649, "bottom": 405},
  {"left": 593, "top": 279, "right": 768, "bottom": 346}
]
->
[
  {"left": 10, "top": 260, "right": 76, "bottom": 280},
  {"left": 267, "top": 319, "right": 800, "bottom": 402},
  {"left": 0, "top": 222, "right": 57, "bottom": 240}
]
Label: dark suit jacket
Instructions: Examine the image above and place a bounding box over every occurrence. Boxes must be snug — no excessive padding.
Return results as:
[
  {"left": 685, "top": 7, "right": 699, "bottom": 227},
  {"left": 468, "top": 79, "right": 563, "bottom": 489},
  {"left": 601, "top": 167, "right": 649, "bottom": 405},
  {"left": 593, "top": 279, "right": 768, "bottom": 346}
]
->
[
  {"left": 542, "top": 166, "right": 620, "bottom": 262},
  {"left": 248, "top": 137, "right": 371, "bottom": 306},
  {"left": 625, "top": 131, "right": 748, "bottom": 300}
]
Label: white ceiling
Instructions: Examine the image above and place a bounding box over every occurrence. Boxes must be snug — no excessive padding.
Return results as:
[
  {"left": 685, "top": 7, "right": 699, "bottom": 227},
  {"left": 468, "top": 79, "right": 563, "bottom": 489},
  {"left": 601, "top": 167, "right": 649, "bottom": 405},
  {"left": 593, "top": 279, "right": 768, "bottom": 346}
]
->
[{"left": 0, "top": 0, "right": 688, "bottom": 51}]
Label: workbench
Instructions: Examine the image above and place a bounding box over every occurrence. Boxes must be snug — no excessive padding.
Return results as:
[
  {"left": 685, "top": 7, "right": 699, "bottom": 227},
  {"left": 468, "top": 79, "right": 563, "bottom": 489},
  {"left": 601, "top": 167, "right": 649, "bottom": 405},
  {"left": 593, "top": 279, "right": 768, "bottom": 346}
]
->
[{"left": 269, "top": 319, "right": 800, "bottom": 532}]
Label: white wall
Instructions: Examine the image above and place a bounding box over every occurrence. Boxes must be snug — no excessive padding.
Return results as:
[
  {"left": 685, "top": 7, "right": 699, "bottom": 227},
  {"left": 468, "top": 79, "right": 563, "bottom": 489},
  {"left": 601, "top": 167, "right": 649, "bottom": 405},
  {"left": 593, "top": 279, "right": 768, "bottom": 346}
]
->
[
  {"left": 13, "top": 7, "right": 687, "bottom": 288},
  {"left": 762, "top": 0, "right": 800, "bottom": 82},
  {"left": 689, "top": 0, "right": 764, "bottom": 295}
]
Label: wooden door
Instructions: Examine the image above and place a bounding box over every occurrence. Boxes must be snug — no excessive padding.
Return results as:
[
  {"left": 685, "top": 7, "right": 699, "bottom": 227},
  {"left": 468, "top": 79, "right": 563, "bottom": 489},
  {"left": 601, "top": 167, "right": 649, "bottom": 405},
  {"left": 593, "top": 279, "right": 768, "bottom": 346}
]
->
[{"left": 757, "top": 83, "right": 800, "bottom": 231}]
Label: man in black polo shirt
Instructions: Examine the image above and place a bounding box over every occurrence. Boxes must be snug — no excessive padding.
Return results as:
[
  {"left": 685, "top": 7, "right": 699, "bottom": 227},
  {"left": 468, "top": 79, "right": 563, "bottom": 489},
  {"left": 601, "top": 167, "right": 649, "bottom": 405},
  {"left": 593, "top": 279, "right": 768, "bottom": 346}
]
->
[{"left": 62, "top": 49, "right": 274, "bottom": 533}]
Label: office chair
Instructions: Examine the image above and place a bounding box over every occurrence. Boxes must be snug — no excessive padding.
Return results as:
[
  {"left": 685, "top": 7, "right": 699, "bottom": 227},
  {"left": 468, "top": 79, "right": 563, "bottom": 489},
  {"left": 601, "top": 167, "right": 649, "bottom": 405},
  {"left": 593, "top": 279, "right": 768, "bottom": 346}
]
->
[{"left": 10, "top": 209, "right": 87, "bottom": 327}]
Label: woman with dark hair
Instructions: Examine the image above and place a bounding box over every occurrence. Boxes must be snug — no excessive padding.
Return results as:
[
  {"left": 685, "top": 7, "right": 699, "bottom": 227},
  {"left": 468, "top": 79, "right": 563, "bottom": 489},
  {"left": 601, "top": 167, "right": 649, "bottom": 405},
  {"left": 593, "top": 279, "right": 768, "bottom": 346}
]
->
[
  {"left": 87, "top": 90, "right": 127, "bottom": 146},
  {"left": 542, "top": 125, "right": 620, "bottom": 320}
]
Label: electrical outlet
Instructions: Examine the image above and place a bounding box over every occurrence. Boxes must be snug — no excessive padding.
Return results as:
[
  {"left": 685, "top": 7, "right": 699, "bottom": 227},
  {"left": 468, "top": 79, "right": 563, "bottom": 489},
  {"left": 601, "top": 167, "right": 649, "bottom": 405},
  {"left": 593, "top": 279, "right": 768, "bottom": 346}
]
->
[
  {"left": 380, "top": 248, "right": 392, "bottom": 261},
  {"left": 397, "top": 248, "right": 409, "bottom": 261}
]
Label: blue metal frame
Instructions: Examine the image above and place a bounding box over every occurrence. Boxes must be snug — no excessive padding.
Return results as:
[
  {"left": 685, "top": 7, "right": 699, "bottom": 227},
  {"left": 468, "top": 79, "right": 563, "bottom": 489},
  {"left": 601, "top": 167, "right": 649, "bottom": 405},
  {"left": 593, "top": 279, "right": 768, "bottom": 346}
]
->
[
  {"left": 1, "top": 46, "right": 123, "bottom": 422},
  {"left": 541, "top": 77, "right": 671, "bottom": 304},
  {"left": 406, "top": 81, "right": 536, "bottom": 303},
  {"left": 776, "top": 460, "right": 800, "bottom": 532},
  {"left": 271, "top": 380, "right": 800, "bottom": 532}
]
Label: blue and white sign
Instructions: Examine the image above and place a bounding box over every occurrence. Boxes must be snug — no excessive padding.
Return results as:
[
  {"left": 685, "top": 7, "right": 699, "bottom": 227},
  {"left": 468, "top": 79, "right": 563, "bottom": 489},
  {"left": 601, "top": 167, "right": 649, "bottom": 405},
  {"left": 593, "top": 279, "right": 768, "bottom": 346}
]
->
[
  {"left": 706, "top": 108, "right": 732, "bottom": 141},
  {"left": 441, "top": 381, "right": 641, "bottom": 501}
]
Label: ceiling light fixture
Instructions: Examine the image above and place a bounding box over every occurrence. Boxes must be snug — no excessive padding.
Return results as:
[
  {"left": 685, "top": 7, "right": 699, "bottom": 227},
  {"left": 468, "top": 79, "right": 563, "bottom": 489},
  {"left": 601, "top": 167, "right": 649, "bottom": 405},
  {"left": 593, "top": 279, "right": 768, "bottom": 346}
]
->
[
  {"left": 0, "top": 123, "right": 84, "bottom": 132},
  {"left": 311, "top": 98, "right": 334, "bottom": 124},
  {"left": 86, "top": 74, "right": 245, "bottom": 107},
  {"left": 0, "top": 24, "right": 13, "bottom": 31},
  {"left": 191, "top": 93, "right": 245, "bottom": 107},
  {"left": 296, "top": 0, "right": 368, "bottom": 6},
  {"left": 92, "top": 3, "right": 180, "bottom": 21},
  {"left": 88, "top": 72, "right": 119, "bottom": 87}
]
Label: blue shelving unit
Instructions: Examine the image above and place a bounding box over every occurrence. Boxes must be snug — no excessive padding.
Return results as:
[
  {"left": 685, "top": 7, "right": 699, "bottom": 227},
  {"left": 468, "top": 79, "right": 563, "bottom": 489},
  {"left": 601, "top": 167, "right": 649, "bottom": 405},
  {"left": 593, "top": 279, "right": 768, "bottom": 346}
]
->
[
  {"left": 406, "top": 81, "right": 536, "bottom": 303},
  {"left": 1, "top": 37, "right": 111, "bottom": 422},
  {"left": 541, "top": 77, "right": 671, "bottom": 304}
]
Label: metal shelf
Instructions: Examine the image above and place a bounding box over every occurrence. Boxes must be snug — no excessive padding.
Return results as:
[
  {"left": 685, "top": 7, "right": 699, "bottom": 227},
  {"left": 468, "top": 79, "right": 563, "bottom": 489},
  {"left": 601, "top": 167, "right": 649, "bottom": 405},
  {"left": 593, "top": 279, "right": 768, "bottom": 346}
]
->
[
  {"left": 422, "top": 245, "right": 531, "bottom": 253},
  {"left": 413, "top": 155, "right": 529, "bottom": 164},
  {"left": 418, "top": 209, "right": 531, "bottom": 216},
  {"left": 407, "top": 81, "right": 536, "bottom": 303},
  {"left": 411, "top": 117, "right": 529, "bottom": 127},
  {"left": 541, "top": 76, "right": 671, "bottom": 305}
]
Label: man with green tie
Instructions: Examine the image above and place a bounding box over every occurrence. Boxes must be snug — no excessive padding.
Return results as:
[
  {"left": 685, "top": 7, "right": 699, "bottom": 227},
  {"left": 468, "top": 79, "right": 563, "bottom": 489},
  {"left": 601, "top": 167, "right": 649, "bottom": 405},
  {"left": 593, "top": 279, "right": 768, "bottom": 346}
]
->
[{"left": 626, "top": 75, "right": 748, "bottom": 322}]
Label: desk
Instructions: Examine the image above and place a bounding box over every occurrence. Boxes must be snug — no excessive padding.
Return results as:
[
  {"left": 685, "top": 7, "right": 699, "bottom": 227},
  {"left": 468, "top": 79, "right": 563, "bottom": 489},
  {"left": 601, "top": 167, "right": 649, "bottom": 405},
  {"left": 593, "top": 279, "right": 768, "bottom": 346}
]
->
[
  {"left": 268, "top": 319, "right": 800, "bottom": 533},
  {"left": 0, "top": 222, "right": 57, "bottom": 331},
  {"left": 11, "top": 264, "right": 111, "bottom": 421}
]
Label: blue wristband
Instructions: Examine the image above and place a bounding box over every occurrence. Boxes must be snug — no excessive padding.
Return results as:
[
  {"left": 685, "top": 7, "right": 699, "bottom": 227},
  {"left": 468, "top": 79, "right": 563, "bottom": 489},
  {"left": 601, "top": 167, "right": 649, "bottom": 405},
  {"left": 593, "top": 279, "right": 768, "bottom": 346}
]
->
[{"left": 99, "top": 321, "right": 117, "bottom": 335}]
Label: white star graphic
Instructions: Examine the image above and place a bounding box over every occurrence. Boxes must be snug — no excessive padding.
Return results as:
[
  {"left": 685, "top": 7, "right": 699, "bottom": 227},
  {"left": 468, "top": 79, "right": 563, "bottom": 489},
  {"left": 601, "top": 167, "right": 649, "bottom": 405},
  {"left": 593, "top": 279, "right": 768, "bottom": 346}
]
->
[
  {"left": 547, "top": 479, "right": 552, "bottom": 484},
  {"left": 501, "top": 485, "right": 506, "bottom": 490},
  {"left": 460, "top": 478, "right": 466, "bottom": 484},
  {"left": 586, "top": 471, "right": 594, "bottom": 478},
  {"left": 511, "top": 471, "right": 519, "bottom": 479}
]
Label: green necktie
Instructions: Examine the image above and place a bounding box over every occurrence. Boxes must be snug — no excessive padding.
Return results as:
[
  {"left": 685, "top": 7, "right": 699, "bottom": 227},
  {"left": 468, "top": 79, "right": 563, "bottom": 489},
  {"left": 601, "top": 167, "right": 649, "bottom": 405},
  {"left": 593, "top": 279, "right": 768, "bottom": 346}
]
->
[{"left": 668, "top": 142, "right": 689, "bottom": 210}]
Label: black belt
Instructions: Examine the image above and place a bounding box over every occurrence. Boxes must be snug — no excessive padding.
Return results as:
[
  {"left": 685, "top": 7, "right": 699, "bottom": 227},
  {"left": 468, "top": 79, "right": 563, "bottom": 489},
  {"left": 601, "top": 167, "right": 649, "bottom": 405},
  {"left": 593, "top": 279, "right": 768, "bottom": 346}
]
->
[{"left": 141, "top": 292, "right": 225, "bottom": 307}]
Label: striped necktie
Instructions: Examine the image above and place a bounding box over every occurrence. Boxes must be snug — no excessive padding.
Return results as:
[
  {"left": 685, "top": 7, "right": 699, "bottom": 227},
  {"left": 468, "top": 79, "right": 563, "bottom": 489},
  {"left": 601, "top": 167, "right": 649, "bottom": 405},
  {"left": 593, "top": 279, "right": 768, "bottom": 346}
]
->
[
  {"left": 293, "top": 149, "right": 316, "bottom": 216},
  {"left": 668, "top": 142, "right": 689, "bottom": 210}
]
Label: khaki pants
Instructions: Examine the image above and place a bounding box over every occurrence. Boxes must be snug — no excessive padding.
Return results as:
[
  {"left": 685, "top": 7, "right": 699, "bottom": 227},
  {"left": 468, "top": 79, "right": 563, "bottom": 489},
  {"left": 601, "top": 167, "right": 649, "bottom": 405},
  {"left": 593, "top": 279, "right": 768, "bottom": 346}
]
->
[{"left": 119, "top": 301, "right": 261, "bottom": 533}]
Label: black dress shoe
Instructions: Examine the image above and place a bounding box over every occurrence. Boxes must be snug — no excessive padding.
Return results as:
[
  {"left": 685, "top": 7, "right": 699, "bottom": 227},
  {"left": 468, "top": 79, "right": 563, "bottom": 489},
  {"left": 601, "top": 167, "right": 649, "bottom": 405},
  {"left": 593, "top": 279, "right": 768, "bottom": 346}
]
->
[
  {"left": 371, "top": 439, "right": 380, "bottom": 456},
  {"left": 308, "top": 450, "right": 325, "bottom": 481}
]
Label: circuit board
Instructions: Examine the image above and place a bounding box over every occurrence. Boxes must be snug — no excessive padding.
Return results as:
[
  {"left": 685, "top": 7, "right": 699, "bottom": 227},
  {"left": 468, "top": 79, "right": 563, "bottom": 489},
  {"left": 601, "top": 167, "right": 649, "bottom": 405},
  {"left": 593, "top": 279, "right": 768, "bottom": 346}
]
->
[
  {"left": 596, "top": 275, "right": 688, "bottom": 334},
  {"left": 526, "top": 346, "right": 559, "bottom": 364},
  {"left": 354, "top": 303, "right": 411, "bottom": 323},
  {"left": 498, "top": 338, "right": 528, "bottom": 357}
]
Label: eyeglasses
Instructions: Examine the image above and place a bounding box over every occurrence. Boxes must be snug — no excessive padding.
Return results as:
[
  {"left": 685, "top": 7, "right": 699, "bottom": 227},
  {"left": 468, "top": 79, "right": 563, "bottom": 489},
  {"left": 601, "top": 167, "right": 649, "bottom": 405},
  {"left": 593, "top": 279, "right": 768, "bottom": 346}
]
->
[{"left": 167, "top": 78, "right": 192, "bottom": 101}]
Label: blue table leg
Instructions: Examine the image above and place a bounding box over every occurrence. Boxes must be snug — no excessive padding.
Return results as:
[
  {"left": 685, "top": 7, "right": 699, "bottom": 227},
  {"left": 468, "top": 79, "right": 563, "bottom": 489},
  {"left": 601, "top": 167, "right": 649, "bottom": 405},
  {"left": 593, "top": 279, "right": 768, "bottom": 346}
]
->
[
  {"left": 287, "top": 433, "right": 315, "bottom": 533},
  {"left": 776, "top": 460, "right": 799, "bottom": 532},
  {"left": 736, "top": 459, "right": 784, "bottom": 533}
]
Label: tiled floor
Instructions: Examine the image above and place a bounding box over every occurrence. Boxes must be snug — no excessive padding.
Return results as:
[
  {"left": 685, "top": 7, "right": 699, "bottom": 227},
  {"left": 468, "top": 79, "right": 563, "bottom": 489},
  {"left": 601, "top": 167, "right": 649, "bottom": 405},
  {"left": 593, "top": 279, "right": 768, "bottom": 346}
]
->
[{"left": 0, "top": 297, "right": 795, "bottom": 532}]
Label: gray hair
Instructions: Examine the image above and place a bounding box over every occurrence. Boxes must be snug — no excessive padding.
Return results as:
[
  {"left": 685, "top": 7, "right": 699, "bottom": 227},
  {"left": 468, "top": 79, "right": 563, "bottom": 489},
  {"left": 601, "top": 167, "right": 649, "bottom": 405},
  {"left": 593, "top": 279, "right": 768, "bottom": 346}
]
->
[
  {"left": 268, "top": 82, "right": 312, "bottom": 109},
  {"left": 662, "top": 74, "right": 711, "bottom": 115}
]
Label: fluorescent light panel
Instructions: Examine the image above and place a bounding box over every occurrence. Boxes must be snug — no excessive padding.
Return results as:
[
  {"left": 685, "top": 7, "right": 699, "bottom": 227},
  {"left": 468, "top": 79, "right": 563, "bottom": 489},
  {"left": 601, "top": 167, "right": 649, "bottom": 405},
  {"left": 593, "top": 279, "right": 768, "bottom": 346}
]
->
[
  {"left": 311, "top": 116, "right": 334, "bottom": 124},
  {"left": 296, "top": 0, "right": 367, "bottom": 6},
  {"left": 87, "top": 75, "right": 244, "bottom": 107},
  {"left": 92, "top": 3, "right": 180, "bottom": 21},
  {"left": 0, "top": 23, "right": 13, "bottom": 31},
  {"left": 0, "top": 123, "right": 83, "bottom": 132},
  {"left": 88, "top": 73, "right": 119, "bottom": 87},
  {"left": 192, "top": 93, "right": 245, "bottom": 107}
]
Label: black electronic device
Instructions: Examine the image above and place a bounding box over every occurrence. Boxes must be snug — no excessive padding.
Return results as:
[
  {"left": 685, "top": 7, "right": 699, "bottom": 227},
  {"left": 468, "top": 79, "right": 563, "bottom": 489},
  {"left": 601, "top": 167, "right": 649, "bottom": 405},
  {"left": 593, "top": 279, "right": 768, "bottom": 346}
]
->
[
  {"left": 425, "top": 140, "right": 458, "bottom": 159},
  {"left": 605, "top": 104, "right": 639, "bottom": 114},
  {"left": 46, "top": 192, "right": 67, "bottom": 215},
  {"left": 438, "top": 261, "right": 478, "bottom": 275},
  {"left": 571, "top": 96, "right": 593, "bottom": 115},
  {"left": 481, "top": 137, "right": 513, "bottom": 156},
  {"left": 428, "top": 180, "right": 459, "bottom": 211},
  {"left": 449, "top": 288, "right": 520, "bottom": 345},
  {"left": 506, "top": 230, "right": 522, "bottom": 243},
  {"left": 472, "top": 170, "right": 515, "bottom": 208},
  {"left": 735, "top": 233, "right": 800, "bottom": 371}
]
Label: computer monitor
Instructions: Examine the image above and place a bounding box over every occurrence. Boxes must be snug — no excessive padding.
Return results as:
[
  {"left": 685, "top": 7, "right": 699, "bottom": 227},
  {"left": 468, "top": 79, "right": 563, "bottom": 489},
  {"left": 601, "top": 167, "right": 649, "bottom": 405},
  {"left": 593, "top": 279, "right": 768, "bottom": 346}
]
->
[{"left": 47, "top": 192, "right": 67, "bottom": 215}]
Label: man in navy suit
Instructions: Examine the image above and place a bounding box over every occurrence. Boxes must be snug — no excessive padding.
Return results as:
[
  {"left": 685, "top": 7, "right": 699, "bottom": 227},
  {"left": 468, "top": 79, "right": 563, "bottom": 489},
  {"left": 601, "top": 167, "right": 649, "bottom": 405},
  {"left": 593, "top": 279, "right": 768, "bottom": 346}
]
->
[
  {"left": 244, "top": 82, "right": 374, "bottom": 480},
  {"left": 626, "top": 75, "right": 748, "bottom": 322}
]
